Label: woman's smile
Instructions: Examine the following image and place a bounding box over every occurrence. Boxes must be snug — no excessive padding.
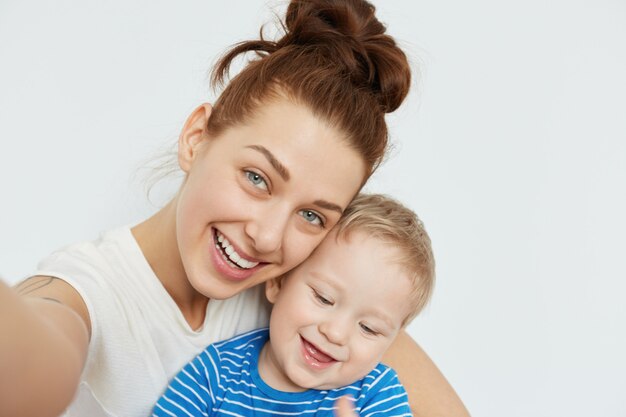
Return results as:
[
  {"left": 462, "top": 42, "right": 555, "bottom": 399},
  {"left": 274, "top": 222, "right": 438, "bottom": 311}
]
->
[
  {"left": 214, "top": 228, "right": 261, "bottom": 269},
  {"left": 210, "top": 228, "right": 265, "bottom": 281}
]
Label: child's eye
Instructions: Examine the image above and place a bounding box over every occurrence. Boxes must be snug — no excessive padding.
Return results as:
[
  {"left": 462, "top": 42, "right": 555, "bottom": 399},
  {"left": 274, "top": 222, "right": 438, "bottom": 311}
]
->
[
  {"left": 360, "top": 323, "right": 378, "bottom": 336},
  {"left": 245, "top": 170, "right": 268, "bottom": 191},
  {"left": 299, "top": 210, "right": 324, "bottom": 227},
  {"left": 313, "top": 290, "right": 333, "bottom": 306}
]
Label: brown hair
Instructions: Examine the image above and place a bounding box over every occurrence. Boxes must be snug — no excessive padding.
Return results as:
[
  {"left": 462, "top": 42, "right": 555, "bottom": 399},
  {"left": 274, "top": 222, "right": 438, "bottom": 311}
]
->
[
  {"left": 206, "top": 0, "right": 411, "bottom": 178},
  {"left": 336, "top": 193, "right": 435, "bottom": 327}
]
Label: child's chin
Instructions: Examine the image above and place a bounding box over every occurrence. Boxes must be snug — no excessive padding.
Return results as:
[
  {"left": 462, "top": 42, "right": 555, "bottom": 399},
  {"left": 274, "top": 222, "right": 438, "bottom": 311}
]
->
[
  {"left": 300, "top": 380, "right": 344, "bottom": 391},
  {"left": 287, "top": 369, "right": 346, "bottom": 391}
]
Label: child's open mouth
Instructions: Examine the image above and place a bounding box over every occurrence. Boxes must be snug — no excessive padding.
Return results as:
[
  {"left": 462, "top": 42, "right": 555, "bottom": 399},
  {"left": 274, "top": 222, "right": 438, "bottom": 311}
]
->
[{"left": 300, "top": 336, "right": 337, "bottom": 370}]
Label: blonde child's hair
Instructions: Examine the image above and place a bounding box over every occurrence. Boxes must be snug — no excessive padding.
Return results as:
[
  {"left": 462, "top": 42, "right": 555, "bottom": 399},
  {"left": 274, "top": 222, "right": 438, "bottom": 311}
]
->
[{"left": 335, "top": 193, "right": 435, "bottom": 327}]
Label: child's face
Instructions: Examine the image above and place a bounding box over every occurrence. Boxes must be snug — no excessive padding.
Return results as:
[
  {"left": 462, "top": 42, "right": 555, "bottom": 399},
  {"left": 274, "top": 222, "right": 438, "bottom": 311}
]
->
[{"left": 262, "top": 229, "right": 414, "bottom": 391}]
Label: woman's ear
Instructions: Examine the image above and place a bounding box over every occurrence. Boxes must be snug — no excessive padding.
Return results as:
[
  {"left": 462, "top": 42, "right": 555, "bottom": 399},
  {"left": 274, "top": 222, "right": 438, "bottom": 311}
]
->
[
  {"left": 178, "top": 103, "right": 213, "bottom": 173},
  {"left": 265, "top": 277, "right": 283, "bottom": 304}
]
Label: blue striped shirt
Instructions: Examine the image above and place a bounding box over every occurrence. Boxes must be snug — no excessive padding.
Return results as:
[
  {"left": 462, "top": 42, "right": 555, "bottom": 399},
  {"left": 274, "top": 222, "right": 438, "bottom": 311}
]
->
[{"left": 153, "top": 328, "right": 412, "bottom": 417}]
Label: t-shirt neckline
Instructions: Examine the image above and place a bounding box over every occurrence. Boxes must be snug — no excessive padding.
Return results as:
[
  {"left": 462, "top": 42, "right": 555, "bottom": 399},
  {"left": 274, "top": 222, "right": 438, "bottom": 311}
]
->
[
  {"left": 117, "top": 225, "right": 212, "bottom": 336},
  {"left": 250, "top": 337, "right": 325, "bottom": 401}
]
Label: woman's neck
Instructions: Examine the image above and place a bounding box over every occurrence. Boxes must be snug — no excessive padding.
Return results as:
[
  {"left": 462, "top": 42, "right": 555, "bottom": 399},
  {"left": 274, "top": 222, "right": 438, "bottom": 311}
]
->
[{"left": 131, "top": 198, "right": 209, "bottom": 329}]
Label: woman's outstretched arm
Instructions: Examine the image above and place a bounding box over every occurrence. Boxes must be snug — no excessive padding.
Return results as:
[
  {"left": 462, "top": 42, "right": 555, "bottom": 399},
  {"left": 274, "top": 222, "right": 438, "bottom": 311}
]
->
[
  {"left": 0, "top": 277, "right": 90, "bottom": 417},
  {"left": 383, "top": 330, "right": 470, "bottom": 417}
]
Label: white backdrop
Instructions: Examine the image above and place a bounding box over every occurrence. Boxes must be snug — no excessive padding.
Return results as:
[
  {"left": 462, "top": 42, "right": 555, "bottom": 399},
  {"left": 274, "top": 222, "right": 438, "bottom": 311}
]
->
[{"left": 1, "top": 1, "right": 625, "bottom": 416}]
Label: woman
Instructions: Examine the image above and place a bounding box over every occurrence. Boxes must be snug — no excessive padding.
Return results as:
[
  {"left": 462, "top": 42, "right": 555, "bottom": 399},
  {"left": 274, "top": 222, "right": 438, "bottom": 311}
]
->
[{"left": 0, "top": 1, "right": 469, "bottom": 416}]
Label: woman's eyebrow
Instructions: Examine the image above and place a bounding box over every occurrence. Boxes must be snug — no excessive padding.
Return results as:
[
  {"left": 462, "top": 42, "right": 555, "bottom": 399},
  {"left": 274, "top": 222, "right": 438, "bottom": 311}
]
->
[
  {"left": 246, "top": 144, "right": 342, "bottom": 214},
  {"left": 246, "top": 145, "right": 290, "bottom": 181},
  {"left": 313, "top": 200, "right": 343, "bottom": 214}
]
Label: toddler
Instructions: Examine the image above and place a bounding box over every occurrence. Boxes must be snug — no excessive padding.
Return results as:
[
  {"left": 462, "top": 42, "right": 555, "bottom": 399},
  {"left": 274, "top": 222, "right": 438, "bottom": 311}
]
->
[{"left": 153, "top": 194, "right": 435, "bottom": 417}]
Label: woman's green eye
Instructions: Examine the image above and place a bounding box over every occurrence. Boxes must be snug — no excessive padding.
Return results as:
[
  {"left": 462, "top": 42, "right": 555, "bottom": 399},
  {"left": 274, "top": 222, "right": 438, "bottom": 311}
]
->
[
  {"left": 300, "top": 210, "right": 323, "bottom": 226},
  {"left": 245, "top": 171, "right": 268, "bottom": 191}
]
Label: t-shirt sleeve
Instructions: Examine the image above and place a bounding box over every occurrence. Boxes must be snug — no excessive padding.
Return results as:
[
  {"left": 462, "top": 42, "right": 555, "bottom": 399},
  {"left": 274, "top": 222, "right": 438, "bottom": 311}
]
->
[
  {"left": 152, "top": 345, "right": 222, "bottom": 417},
  {"left": 358, "top": 367, "right": 413, "bottom": 417}
]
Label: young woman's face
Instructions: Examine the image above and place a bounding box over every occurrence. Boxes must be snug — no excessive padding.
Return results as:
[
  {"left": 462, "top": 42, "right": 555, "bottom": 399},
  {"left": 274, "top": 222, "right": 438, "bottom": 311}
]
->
[{"left": 175, "top": 98, "right": 367, "bottom": 300}]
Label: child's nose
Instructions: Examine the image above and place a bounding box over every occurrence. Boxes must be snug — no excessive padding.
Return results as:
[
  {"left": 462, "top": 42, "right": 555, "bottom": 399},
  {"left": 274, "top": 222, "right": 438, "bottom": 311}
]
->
[{"left": 319, "top": 317, "right": 349, "bottom": 346}]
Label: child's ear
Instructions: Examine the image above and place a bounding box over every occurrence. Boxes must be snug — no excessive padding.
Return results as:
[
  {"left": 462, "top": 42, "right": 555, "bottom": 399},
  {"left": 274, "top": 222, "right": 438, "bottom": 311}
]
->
[{"left": 265, "top": 277, "right": 283, "bottom": 304}]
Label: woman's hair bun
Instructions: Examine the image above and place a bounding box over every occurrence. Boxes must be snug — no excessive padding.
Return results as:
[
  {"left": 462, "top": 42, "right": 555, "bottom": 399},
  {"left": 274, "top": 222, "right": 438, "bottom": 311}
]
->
[
  {"left": 208, "top": 0, "right": 413, "bottom": 176},
  {"left": 281, "top": 0, "right": 411, "bottom": 112}
]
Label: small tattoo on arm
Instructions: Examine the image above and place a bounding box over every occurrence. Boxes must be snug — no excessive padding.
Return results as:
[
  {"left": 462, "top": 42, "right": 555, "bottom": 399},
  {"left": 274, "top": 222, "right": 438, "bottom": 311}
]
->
[
  {"left": 15, "top": 276, "right": 58, "bottom": 296},
  {"left": 41, "top": 297, "right": 62, "bottom": 304}
]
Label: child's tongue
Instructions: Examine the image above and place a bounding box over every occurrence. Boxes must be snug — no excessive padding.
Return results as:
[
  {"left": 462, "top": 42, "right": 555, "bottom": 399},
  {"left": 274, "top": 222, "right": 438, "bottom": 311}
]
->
[{"left": 304, "top": 339, "right": 334, "bottom": 363}]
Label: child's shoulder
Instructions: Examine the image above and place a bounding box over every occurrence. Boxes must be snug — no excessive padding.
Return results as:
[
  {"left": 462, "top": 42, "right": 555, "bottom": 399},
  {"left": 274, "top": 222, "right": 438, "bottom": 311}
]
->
[
  {"left": 354, "top": 363, "right": 402, "bottom": 391},
  {"left": 337, "top": 364, "right": 409, "bottom": 414},
  {"left": 211, "top": 327, "right": 269, "bottom": 354},
  {"left": 332, "top": 363, "right": 405, "bottom": 401}
]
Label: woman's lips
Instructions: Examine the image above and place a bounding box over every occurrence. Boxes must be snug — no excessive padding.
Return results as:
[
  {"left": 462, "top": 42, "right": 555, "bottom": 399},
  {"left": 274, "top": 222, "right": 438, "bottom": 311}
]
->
[
  {"left": 210, "top": 228, "right": 264, "bottom": 281},
  {"left": 215, "top": 229, "right": 261, "bottom": 267},
  {"left": 300, "top": 336, "right": 338, "bottom": 370}
]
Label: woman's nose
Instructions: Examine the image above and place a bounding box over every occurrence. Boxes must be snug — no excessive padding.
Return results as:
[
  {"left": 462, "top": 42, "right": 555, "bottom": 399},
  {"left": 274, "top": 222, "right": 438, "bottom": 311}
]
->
[{"left": 244, "top": 203, "right": 290, "bottom": 254}]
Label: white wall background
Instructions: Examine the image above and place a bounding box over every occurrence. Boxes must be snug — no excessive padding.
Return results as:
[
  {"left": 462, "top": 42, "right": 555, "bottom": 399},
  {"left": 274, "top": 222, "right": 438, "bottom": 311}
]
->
[{"left": 1, "top": 1, "right": 625, "bottom": 416}]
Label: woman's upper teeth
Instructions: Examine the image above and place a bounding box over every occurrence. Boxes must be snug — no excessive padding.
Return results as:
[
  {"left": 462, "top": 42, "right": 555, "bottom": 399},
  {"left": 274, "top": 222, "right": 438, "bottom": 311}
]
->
[{"left": 216, "top": 231, "right": 259, "bottom": 269}]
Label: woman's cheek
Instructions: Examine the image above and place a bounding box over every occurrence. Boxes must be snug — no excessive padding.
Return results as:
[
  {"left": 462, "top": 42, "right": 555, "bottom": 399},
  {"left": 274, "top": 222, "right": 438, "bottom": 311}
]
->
[{"left": 288, "top": 233, "right": 327, "bottom": 271}]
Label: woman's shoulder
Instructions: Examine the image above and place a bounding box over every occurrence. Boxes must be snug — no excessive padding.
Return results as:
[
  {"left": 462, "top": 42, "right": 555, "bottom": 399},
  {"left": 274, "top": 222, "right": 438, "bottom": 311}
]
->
[
  {"left": 31, "top": 225, "right": 151, "bottom": 315},
  {"left": 36, "top": 226, "right": 139, "bottom": 277}
]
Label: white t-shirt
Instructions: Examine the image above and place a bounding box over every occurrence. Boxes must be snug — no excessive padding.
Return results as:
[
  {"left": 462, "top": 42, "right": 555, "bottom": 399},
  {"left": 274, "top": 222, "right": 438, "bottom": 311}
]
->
[{"left": 35, "top": 227, "right": 271, "bottom": 417}]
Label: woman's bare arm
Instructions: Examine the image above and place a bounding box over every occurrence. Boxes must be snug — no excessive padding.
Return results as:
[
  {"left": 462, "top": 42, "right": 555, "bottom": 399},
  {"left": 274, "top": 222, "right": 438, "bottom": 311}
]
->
[
  {"left": 0, "top": 277, "right": 90, "bottom": 417},
  {"left": 382, "top": 330, "right": 470, "bottom": 417}
]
